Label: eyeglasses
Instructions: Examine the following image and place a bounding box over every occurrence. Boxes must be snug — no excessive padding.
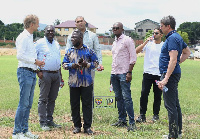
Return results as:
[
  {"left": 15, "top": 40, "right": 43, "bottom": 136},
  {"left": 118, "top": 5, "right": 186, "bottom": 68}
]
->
[
  {"left": 112, "top": 27, "right": 121, "bottom": 30},
  {"left": 152, "top": 32, "right": 160, "bottom": 35},
  {"left": 76, "top": 20, "right": 83, "bottom": 23}
]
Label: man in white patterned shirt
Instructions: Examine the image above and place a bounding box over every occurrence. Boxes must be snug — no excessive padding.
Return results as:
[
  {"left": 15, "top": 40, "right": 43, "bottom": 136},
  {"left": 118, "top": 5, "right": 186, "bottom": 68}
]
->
[{"left": 13, "top": 14, "right": 44, "bottom": 139}]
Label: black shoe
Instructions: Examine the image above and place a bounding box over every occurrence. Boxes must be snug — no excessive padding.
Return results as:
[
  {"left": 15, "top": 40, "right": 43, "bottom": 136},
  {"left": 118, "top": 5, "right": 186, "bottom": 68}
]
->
[
  {"left": 127, "top": 123, "right": 137, "bottom": 132},
  {"left": 84, "top": 128, "right": 93, "bottom": 135},
  {"left": 111, "top": 120, "right": 127, "bottom": 127},
  {"left": 136, "top": 115, "right": 146, "bottom": 123},
  {"left": 152, "top": 115, "right": 159, "bottom": 122},
  {"left": 73, "top": 127, "right": 81, "bottom": 134},
  {"left": 47, "top": 121, "right": 62, "bottom": 128}
]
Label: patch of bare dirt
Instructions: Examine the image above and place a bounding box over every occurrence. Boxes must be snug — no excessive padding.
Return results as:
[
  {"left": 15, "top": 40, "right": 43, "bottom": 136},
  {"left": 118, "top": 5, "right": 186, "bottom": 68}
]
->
[{"left": 0, "top": 110, "right": 110, "bottom": 139}]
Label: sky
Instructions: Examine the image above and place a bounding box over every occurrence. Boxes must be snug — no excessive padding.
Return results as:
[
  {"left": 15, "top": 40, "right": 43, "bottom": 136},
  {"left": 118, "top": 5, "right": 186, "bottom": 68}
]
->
[{"left": 1, "top": 0, "right": 199, "bottom": 33}]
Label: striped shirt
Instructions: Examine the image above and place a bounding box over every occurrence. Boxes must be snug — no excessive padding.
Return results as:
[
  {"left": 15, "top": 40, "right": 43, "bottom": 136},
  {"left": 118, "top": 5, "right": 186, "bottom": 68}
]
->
[{"left": 111, "top": 34, "right": 137, "bottom": 74}]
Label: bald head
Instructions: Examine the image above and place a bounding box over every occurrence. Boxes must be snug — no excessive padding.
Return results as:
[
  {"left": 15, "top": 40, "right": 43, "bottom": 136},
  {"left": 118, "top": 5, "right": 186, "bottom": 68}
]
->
[
  {"left": 45, "top": 25, "right": 55, "bottom": 43},
  {"left": 112, "top": 22, "right": 124, "bottom": 38},
  {"left": 113, "top": 22, "right": 123, "bottom": 29}
]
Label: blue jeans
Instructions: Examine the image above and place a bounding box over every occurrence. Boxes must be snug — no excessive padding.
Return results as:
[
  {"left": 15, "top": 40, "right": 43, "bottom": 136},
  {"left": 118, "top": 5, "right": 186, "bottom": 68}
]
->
[
  {"left": 13, "top": 68, "right": 37, "bottom": 135},
  {"left": 111, "top": 73, "right": 135, "bottom": 124}
]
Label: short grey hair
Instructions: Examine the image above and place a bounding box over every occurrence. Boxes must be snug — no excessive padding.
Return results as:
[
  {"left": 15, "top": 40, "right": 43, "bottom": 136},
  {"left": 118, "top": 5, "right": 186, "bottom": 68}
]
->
[
  {"left": 75, "top": 16, "right": 85, "bottom": 22},
  {"left": 160, "top": 15, "right": 176, "bottom": 30}
]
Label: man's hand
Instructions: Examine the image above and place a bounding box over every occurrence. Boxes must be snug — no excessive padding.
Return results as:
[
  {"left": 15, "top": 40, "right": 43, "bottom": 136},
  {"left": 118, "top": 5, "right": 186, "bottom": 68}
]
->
[
  {"left": 157, "top": 78, "right": 168, "bottom": 91},
  {"left": 72, "top": 63, "right": 80, "bottom": 69},
  {"left": 126, "top": 73, "right": 132, "bottom": 82},
  {"left": 79, "top": 60, "right": 88, "bottom": 67},
  {"left": 35, "top": 59, "right": 45, "bottom": 67},
  {"left": 37, "top": 71, "right": 43, "bottom": 79},
  {"left": 97, "top": 64, "right": 104, "bottom": 71}
]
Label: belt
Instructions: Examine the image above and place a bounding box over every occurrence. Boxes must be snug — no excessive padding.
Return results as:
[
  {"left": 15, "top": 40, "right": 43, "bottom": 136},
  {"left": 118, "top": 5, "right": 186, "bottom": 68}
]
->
[
  {"left": 20, "top": 67, "right": 36, "bottom": 73},
  {"left": 42, "top": 70, "right": 59, "bottom": 73}
]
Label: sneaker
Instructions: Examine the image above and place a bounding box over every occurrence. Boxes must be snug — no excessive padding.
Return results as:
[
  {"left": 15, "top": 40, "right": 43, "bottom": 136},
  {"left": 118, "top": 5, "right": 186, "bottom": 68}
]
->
[
  {"left": 73, "top": 127, "right": 81, "bottom": 134},
  {"left": 127, "top": 123, "right": 137, "bottom": 132},
  {"left": 84, "top": 128, "right": 94, "bottom": 135},
  {"left": 136, "top": 115, "right": 146, "bottom": 123},
  {"left": 40, "top": 124, "right": 51, "bottom": 131},
  {"left": 24, "top": 131, "right": 39, "bottom": 139},
  {"left": 162, "top": 134, "right": 182, "bottom": 139},
  {"left": 152, "top": 115, "right": 159, "bottom": 122},
  {"left": 12, "top": 133, "right": 29, "bottom": 139},
  {"left": 47, "top": 121, "right": 62, "bottom": 128},
  {"left": 111, "top": 120, "right": 127, "bottom": 127}
]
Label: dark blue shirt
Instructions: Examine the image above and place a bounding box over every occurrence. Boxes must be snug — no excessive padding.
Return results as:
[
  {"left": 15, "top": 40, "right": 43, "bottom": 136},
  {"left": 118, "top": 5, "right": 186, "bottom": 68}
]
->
[
  {"left": 159, "top": 30, "right": 187, "bottom": 74},
  {"left": 63, "top": 44, "right": 98, "bottom": 87}
]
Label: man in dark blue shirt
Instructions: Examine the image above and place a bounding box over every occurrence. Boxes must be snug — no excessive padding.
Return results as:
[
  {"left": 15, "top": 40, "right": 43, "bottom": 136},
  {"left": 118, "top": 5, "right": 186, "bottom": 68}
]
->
[
  {"left": 63, "top": 29, "right": 98, "bottom": 135},
  {"left": 158, "top": 15, "right": 190, "bottom": 139}
]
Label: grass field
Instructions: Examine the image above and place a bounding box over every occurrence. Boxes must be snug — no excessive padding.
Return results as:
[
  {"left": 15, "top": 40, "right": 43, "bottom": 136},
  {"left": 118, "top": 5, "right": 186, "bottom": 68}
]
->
[{"left": 0, "top": 55, "right": 199, "bottom": 139}]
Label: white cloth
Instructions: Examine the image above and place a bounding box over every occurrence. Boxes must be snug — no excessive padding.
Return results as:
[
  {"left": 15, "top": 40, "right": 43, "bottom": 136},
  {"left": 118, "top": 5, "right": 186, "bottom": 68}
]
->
[
  {"left": 143, "top": 41, "right": 164, "bottom": 76},
  {"left": 35, "top": 37, "right": 61, "bottom": 71},
  {"left": 16, "top": 29, "right": 37, "bottom": 70}
]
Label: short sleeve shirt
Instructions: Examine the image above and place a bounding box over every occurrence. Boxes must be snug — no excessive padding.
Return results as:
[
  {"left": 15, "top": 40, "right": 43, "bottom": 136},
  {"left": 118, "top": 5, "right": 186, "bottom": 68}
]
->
[{"left": 159, "top": 30, "right": 187, "bottom": 74}]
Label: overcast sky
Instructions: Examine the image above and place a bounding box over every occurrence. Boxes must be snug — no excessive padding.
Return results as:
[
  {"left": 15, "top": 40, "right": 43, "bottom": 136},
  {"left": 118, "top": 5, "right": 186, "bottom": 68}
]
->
[{"left": 1, "top": 0, "right": 199, "bottom": 33}]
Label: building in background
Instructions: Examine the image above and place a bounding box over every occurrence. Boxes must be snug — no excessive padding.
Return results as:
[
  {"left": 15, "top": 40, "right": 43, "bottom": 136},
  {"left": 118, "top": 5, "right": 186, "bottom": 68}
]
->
[
  {"left": 135, "top": 19, "right": 160, "bottom": 38},
  {"left": 55, "top": 20, "right": 97, "bottom": 36}
]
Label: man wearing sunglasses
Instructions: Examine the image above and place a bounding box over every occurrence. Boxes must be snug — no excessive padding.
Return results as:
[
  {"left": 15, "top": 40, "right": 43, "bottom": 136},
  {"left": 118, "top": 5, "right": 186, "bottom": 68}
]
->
[
  {"left": 110, "top": 22, "right": 137, "bottom": 132},
  {"left": 135, "top": 28, "right": 164, "bottom": 123},
  {"left": 159, "top": 15, "right": 190, "bottom": 139}
]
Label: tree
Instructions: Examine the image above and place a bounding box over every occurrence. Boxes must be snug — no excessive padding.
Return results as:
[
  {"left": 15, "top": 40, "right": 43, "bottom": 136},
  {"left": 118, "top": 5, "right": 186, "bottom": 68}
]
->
[
  {"left": 54, "top": 19, "right": 61, "bottom": 26},
  {"left": 130, "top": 32, "right": 139, "bottom": 39},
  {"left": 2, "top": 23, "right": 23, "bottom": 40},
  {"left": 177, "top": 22, "right": 200, "bottom": 44},
  {"left": 177, "top": 31, "right": 189, "bottom": 44},
  {"left": 144, "top": 30, "right": 153, "bottom": 41},
  {"left": 0, "top": 20, "right": 4, "bottom": 26}
]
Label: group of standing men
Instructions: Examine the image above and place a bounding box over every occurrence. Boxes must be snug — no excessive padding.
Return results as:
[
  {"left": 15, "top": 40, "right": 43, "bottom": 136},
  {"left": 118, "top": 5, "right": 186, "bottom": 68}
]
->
[{"left": 13, "top": 14, "right": 190, "bottom": 139}]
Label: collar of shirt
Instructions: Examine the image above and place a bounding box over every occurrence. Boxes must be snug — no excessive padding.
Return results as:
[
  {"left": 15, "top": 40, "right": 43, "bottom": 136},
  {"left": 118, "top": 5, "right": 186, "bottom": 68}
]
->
[
  {"left": 165, "top": 30, "right": 176, "bottom": 39},
  {"left": 84, "top": 28, "right": 89, "bottom": 34},
  {"left": 72, "top": 44, "right": 87, "bottom": 50},
  {"left": 115, "top": 34, "right": 124, "bottom": 41},
  {"left": 44, "top": 36, "right": 55, "bottom": 44},
  {"left": 24, "top": 29, "right": 33, "bottom": 38}
]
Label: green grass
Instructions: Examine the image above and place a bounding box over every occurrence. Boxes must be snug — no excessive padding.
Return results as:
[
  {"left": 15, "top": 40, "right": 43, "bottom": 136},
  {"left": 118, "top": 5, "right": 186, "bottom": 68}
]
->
[{"left": 0, "top": 55, "right": 200, "bottom": 139}]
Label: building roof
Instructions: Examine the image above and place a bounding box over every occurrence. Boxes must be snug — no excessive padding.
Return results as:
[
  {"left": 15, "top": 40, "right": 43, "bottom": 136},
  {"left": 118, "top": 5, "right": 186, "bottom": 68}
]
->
[
  {"left": 55, "top": 20, "right": 97, "bottom": 29},
  {"left": 135, "top": 19, "right": 159, "bottom": 28},
  {"left": 123, "top": 26, "right": 134, "bottom": 31}
]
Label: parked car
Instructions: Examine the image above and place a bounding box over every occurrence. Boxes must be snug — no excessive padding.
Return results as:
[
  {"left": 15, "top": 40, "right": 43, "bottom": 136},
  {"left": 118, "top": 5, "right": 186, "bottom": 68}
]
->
[
  {"left": 194, "top": 49, "right": 200, "bottom": 59},
  {"left": 188, "top": 51, "right": 194, "bottom": 59}
]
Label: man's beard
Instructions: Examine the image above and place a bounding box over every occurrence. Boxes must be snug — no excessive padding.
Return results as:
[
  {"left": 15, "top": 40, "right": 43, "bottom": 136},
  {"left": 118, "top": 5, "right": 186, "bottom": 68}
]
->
[{"left": 74, "top": 42, "right": 80, "bottom": 48}]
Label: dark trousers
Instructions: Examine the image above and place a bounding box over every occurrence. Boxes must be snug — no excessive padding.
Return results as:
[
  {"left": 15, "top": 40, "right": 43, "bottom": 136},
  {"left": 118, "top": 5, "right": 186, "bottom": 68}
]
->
[
  {"left": 161, "top": 73, "right": 182, "bottom": 138},
  {"left": 70, "top": 84, "right": 93, "bottom": 129},
  {"left": 38, "top": 72, "right": 60, "bottom": 124},
  {"left": 140, "top": 73, "right": 162, "bottom": 115}
]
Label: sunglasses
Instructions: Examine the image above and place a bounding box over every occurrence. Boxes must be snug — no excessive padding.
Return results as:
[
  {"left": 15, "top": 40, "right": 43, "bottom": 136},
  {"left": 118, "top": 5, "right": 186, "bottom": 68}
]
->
[
  {"left": 152, "top": 32, "right": 160, "bottom": 35},
  {"left": 112, "top": 27, "right": 121, "bottom": 30},
  {"left": 76, "top": 20, "right": 83, "bottom": 23}
]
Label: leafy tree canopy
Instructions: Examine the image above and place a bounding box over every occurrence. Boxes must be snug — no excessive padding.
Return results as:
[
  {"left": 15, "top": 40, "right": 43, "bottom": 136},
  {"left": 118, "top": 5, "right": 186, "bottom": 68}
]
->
[{"left": 177, "top": 22, "right": 200, "bottom": 44}]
